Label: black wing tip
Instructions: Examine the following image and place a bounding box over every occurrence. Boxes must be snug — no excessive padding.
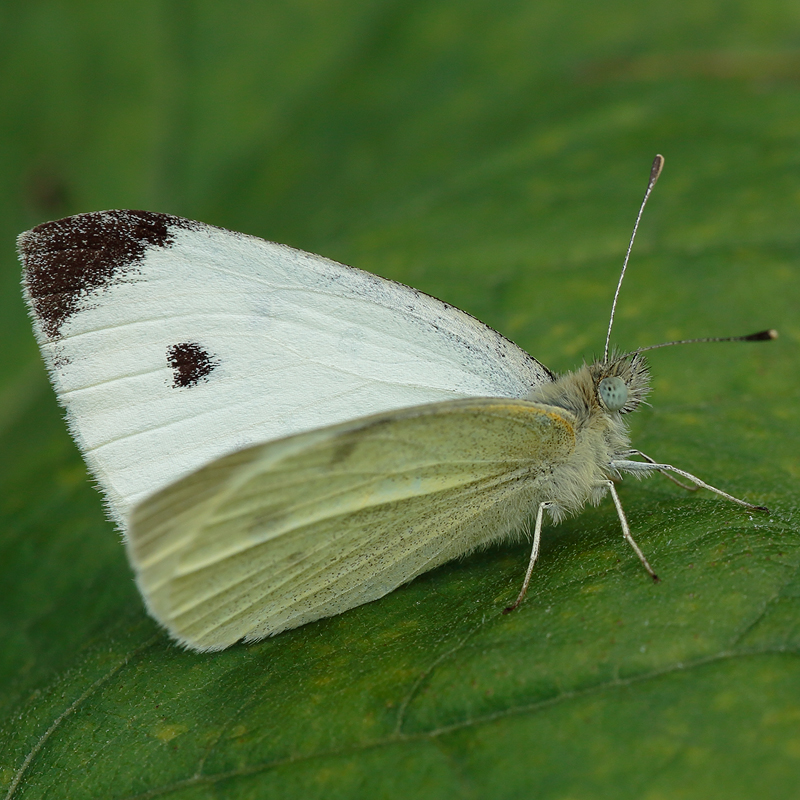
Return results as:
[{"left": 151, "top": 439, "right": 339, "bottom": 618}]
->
[
  {"left": 19, "top": 211, "right": 201, "bottom": 339},
  {"left": 18, "top": 210, "right": 197, "bottom": 256}
]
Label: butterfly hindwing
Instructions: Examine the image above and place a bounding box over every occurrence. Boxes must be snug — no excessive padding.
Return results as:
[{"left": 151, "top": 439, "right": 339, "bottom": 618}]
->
[{"left": 129, "top": 398, "right": 576, "bottom": 650}]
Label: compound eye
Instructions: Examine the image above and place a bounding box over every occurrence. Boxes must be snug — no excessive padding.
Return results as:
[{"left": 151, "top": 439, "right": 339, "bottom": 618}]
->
[{"left": 598, "top": 376, "right": 628, "bottom": 411}]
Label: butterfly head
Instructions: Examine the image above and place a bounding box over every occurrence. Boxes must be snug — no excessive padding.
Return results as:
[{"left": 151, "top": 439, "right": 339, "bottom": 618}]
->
[
  {"left": 526, "top": 351, "right": 650, "bottom": 422},
  {"left": 590, "top": 351, "right": 651, "bottom": 415}
]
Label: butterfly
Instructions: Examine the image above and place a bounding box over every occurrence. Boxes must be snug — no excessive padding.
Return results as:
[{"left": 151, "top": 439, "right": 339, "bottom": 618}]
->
[{"left": 18, "top": 155, "right": 774, "bottom": 651}]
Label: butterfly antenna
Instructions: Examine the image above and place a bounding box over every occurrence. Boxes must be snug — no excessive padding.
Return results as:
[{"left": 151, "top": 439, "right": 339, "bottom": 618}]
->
[
  {"left": 604, "top": 154, "right": 665, "bottom": 362},
  {"left": 634, "top": 328, "right": 778, "bottom": 355}
]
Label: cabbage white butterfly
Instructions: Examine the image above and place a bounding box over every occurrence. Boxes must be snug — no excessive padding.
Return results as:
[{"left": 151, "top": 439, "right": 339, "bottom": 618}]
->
[{"left": 18, "top": 155, "right": 775, "bottom": 651}]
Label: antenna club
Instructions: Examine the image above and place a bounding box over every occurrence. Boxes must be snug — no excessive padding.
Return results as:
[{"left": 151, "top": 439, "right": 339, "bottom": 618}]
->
[
  {"left": 650, "top": 154, "right": 665, "bottom": 185},
  {"left": 746, "top": 328, "right": 779, "bottom": 341}
]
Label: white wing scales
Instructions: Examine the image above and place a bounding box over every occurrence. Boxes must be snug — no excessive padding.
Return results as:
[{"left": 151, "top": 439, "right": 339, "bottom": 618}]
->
[
  {"left": 129, "top": 399, "right": 576, "bottom": 650},
  {"left": 19, "top": 211, "right": 553, "bottom": 523}
]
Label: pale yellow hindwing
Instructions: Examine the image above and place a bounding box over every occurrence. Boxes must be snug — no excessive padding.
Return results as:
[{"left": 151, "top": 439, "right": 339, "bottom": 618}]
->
[{"left": 129, "top": 398, "right": 576, "bottom": 650}]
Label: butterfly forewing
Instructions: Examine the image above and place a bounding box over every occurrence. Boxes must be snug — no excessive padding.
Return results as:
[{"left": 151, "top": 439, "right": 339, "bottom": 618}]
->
[
  {"left": 18, "top": 212, "right": 553, "bottom": 524},
  {"left": 130, "top": 398, "right": 576, "bottom": 650}
]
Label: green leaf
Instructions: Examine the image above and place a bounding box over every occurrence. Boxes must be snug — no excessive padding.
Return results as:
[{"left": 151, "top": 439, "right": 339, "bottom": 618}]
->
[{"left": 1, "top": 1, "right": 799, "bottom": 798}]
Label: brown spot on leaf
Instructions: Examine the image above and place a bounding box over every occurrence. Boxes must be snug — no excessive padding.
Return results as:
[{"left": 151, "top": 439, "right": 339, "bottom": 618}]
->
[
  {"left": 18, "top": 210, "right": 199, "bottom": 338},
  {"left": 167, "top": 342, "right": 219, "bottom": 388}
]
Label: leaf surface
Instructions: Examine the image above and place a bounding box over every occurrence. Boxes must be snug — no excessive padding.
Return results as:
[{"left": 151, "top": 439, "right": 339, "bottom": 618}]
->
[{"left": 1, "top": 1, "right": 798, "bottom": 798}]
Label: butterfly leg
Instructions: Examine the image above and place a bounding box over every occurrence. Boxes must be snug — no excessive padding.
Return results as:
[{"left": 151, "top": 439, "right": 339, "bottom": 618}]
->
[
  {"left": 503, "top": 500, "right": 552, "bottom": 614},
  {"left": 611, "top": 459, "right": 769, "bottom": 512},
  {"left": 628, "top": 449, "right": 697, "bottom": 492},
  {"left": 604, "top": 480, "right": 659, "bottom": 582}
]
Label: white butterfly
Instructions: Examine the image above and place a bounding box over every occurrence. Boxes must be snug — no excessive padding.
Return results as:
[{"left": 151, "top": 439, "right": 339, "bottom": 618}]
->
[{"left": 18, "top": 156, "right": 773, "bottom": 651}]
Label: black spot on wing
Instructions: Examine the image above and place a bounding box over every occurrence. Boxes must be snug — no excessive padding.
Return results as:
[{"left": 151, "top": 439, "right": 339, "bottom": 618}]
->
[
  {"left": 167, "top": 342, "right": 220, "bottom": 388},
  {"left": 18, "top": 210, "right": 199, "bottom": 338}
]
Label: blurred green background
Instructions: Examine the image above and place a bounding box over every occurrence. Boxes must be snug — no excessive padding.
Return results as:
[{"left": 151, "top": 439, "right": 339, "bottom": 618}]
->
[{"left": 1, "top": 1, "right": 799, "bottom": 798}]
